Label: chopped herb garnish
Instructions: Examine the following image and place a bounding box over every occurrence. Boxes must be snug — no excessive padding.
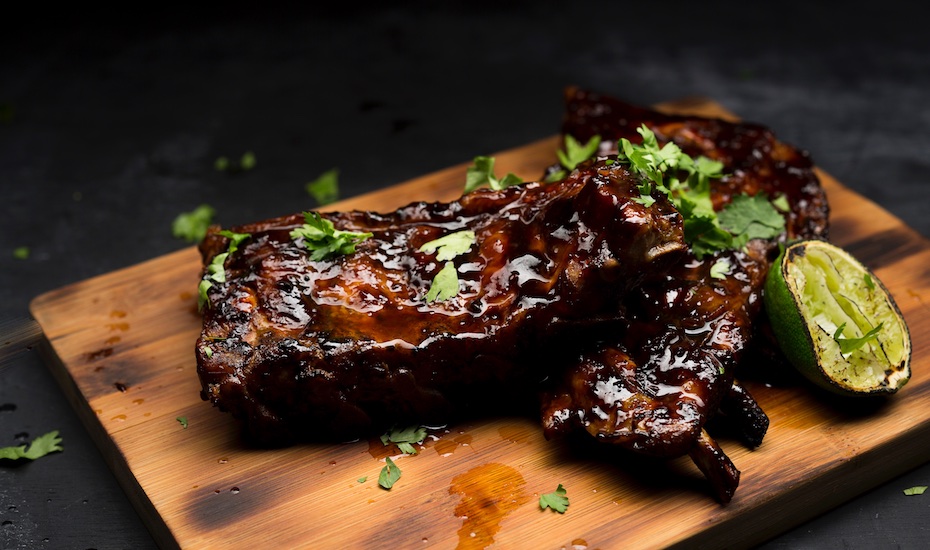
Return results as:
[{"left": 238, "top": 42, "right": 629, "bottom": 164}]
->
[
  {"left": 204, "top": 346, "right": 213, "bottom": 358},
  {"left": 306, "top": 168, "right": 340, "bottom": 206},
  {"left": 539, "top": 484, "right": 569, "bottom": 513},
  {"left": 357, "top": 476, "right": 367, "bottom": 484},
  {"left": 717, "top": 193, "right": 786, "bottom": 249},
  {"left": 378, "top": 457, "right": 402, "bottom": 489},
  {"left": 198, "top": 230, "right": 252, "bottom": 310},
  {"left": 214, "top": 156, "right": 230, "bottom": 171},
  {"left": 903, "top": 485, "right": 927, "bottom": 496},
  {"left": 176, "top": 416, "right": 188, "bottom": 429},
  {"left": 772, "top": 193, "right": 791, "bottom": 212},
  {"left": 615, "top": 125, "right": 785, "bottom": 258},
  {"left": 12, "top": 246, "right": 29, "bottom": 260},
  {"left": 0, "top": 431, "right": 63, "bottom": 461},
  {"left": 546, "top": 134, "right": 601, "bottom": 182},
  {"left": 463, "top": 156, "right": 523, "bottom": 193},
  {"left": 864, "top": 274, "right": 876, "bottom": 290},
  {"left": 424, "top": 262, "right": 460, "bottom": 303},
  {"left": 419, "top": 231, "right": 475, "bottom": 302},
  {"left": 381, "top": 425, "right": 428, "bottom": 455},
  {"left": 290, "top": 211, "right": 373, "bottom": 261},
  {"left": 833, "top": 322, "right": 884, "bottom": 355},
  {"left": 172, "top": 204, "right": 216, "bottom": 243},
  {"left": 419, "top": 231, "right": 475, "bottom": 262},
  {"left": 710, "top": 258, "right": 731, "bottom": 280}
]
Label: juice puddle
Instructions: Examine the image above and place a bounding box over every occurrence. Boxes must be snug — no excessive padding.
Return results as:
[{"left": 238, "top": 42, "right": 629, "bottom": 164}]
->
[{"left": 449, "top": 463, "right": 529, "bottom": 549}]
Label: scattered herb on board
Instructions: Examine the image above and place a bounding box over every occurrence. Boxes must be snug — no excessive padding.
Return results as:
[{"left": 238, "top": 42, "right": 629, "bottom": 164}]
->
[
  {"left": 357, "top": 476, "right": 367, "bottom": 484},
  {"left": 306, "top": 168, "right": 340, "bottom": 206},
  {"left": 0, "top": 431, "right": 63, "bottom": 461},
  {"left": 381, "top": 425, "right": 428, "bottom": 455},
  {"left": 903, "top": 486, "right": 927, "bottom": 496},
  {"left": 176, "top": 416, "right": 189, "bottom": 429},
  {"left": 539, "top": 484, "right": 569, "bottom": 513},
  {"left": 172, "top": 204, "right": 216, "bottom": 243},
  {"left": 463, "top": 156, "right": 522, "bottom": 193},
  {"left": 378, "top": 457, "right": 402, "bottom": 489},
  {"left": 290, "top": 211, "right": 373, "bottom": 261}
]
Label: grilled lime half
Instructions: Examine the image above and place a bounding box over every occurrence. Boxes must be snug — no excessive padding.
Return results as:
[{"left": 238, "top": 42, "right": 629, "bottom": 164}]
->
[{"left": 764, "top": 240, "right": 911, "bottom": 396}]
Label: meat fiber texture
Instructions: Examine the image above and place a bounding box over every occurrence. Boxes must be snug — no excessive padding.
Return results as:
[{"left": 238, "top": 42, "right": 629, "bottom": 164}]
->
[{"left": 196, "top": 161, "right": 687, "bottom": 444}]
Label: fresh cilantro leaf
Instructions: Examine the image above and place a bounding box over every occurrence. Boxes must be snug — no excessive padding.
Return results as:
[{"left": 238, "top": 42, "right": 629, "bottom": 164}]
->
[
  {"left": 378, "top": 457, "right": 402, "bottom": 489},
  {"left": 0, "top": 431, "right": 63, "bottom": 461},
  {"left": 172, "top": 204, "right": 216, "bottom": 243},
  {"left": 556, "top": 134, "right": 601, "bottom": 172},
  {"left": 424, "top": 262, "right": 460, "bottom": 302},
  {"left": 717, "top": 194, "right": 786, "bottom": 247},
  {"left": 176, "top": 416, "right": 188, "bottom": 429},
  {"left": 539, "top": 484, "right": 569, "bottom": 513},
  {"left": 198, "top": 230, "right": 252, "bottom": 310},
  {"left": 290, "top": 211, "right": 373, "bottom": 261},
  {"left": 833, "top": 322, "right": 884, "bottom": 355},
  {"left": 710, "top": 258, "right": 731, "bottom": 280},
  {"left": 611, "top": 125, "right": 785, "bottom": 259},
  {"left": 357, "top": 476, "right": 367, "bottom": 484},
  {"left": 306, "top": 168, "right": 340, "bottom": 206},
  {"left": 772, "top": 193, "right": 790, "bottom": 212},
  {"left": 464, "top": 156, "right": 523, "bottom": 193},
  {"left": 381, "top": 425, "right": 428, "bottom": 455},
  {"left": 904, "top": 486, "right": 928, "bottom": 496},
  {"left": 419, "top": 231, "right": 475, "bottom": 262},
  {"left": 12, "top": 246, "right": 29, "bottom": 260}
]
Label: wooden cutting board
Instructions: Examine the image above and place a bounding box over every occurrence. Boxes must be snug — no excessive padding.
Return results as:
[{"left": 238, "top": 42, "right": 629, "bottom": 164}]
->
[{"left": 30, "top": 99, "right": 930, "bottom": 549}]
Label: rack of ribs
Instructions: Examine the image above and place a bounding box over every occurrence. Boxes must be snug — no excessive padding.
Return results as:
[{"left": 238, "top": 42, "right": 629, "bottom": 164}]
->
[
  {"left": 195, "top": 88, "right": 828, "bottom": 501},
  {"left": 539, "top": 87, "right": 828, "bottom": 501}
]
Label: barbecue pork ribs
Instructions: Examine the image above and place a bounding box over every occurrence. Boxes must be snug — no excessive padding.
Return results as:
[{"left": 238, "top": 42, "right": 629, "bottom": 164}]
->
[{"left": 195, "top": 89, "right": 828, "bottom": 501}]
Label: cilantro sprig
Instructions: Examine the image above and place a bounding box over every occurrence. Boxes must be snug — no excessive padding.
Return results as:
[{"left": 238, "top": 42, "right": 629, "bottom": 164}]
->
[
  {"left": 381, "top": 425, "right": 427, "bottom": 455},
  {"left": 290, "top": 212, "right": 373, "bottom": 261},
  {"left": 172, "top": 204, "right": 216, "bottom": 243},
  {"left": 539, "top": 484, "right": 569, "bottom": 513},
  {"left": 0, "top": 431, "right": 63, "bottom": 462},
  {"left": 198, "top": 230, "right": 251, "bottom": 310},
  {"left": 463, "top": 156, "right": 523, "bottom": 193},
  {"left": 419, "top": 230, "right": 476, "bottom": 302},
  {"left": 306, "top": 168, "right": 340, "bottom": 206},
  {"left": 833, "top": 322, "right": 884, "bottom": 355},
  {"left": 378, "top": 456, "right": 402, "bottom": 490},
  {"left": 546, "top": 134, "right": 601, "bottom": 182},
  {"left": 616, "top": 125, "right": 785, "bottom": 259}
]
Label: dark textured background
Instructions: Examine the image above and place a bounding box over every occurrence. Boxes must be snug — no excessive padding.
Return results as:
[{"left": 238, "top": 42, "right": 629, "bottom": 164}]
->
[{"left": 2, "top": 2, "right": 929, "bottom": 548}]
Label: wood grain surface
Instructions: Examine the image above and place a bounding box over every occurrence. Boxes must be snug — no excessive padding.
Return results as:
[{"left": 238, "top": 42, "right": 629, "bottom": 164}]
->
[{"left": 29, "top": 100, "right": 930, "bottom": 549}]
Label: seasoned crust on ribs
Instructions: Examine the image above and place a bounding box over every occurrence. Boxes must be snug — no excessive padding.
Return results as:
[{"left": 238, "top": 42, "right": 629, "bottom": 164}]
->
[{"left": 196, "top": 161, "right": 686, "bottom": 443}]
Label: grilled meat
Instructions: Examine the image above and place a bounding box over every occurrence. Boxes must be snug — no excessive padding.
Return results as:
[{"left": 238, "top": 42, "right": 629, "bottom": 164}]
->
[
  {"left": 538, "top": 87, "right": 829, "bottom": 501},
  {"left": 195, "top": 88, "right": 829, "bottom": 501},
  {"left": 197, "top": 161, "right": 686, "bottom": 444}
]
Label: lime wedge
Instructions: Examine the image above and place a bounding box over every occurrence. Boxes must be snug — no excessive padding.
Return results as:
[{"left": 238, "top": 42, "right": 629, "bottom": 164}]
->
[{"left": 764, "top": 240, "right": 911, "bottom": 396}]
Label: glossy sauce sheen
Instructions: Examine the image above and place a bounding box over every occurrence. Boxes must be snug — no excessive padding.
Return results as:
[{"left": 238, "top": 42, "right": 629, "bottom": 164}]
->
[
  {"left": 540, "top": 88, "right": 828, "bottom": 469},
  {"left": 197, "top": 161, "right": 685, "bottom": 443}
]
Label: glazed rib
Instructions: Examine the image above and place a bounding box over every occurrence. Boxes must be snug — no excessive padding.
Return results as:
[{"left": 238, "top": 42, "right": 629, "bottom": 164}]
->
[
  {"left": 538, "top": 88, "right": 829, "bottom": 501},
  {"left": 197, "top": 160, "right": 685, "bottom": 443}
]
